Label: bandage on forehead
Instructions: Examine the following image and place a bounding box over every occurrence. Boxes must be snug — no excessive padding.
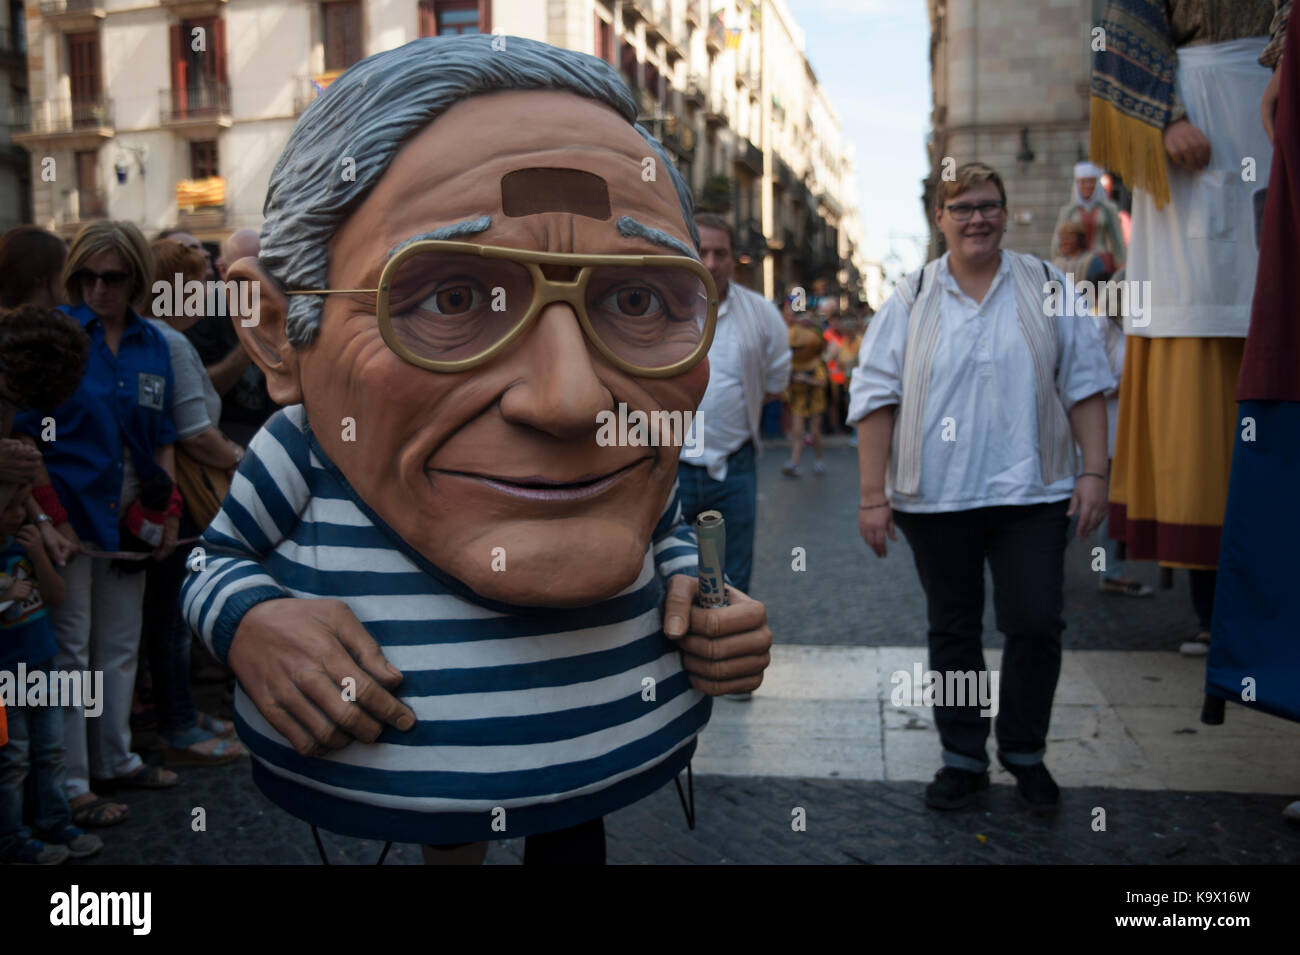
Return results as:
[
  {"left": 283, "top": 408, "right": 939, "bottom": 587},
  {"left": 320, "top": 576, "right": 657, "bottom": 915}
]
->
[{"left": 501, "top": 168, "right": 612, "bottom": 220}]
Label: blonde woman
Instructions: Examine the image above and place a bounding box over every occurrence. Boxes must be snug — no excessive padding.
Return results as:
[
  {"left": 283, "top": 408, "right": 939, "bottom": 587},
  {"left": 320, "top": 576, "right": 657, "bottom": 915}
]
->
[{"left": 13, "top": 221, "right": 181, "bottom": 829}]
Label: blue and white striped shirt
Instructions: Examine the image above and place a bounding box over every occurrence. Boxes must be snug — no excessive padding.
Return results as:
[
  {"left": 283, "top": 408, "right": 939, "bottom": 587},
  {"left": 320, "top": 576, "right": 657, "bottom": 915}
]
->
[{"left": 181, "top": 405, "right": 710, "bottom": 844}]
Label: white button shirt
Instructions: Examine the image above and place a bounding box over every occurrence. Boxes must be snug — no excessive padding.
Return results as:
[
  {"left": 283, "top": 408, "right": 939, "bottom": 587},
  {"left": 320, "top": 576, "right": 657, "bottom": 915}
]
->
[
  {"left": 693, "top": 282, "right": 791, "bottom": 481},
  {"left": 847, "top": 252, "right": 1115, "bottom": 513}
]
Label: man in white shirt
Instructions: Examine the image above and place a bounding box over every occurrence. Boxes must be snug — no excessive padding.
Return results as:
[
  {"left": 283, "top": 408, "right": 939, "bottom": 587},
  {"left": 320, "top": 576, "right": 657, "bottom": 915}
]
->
[{"left": 677, "top": 214, "right": 790, "bottom": 598}]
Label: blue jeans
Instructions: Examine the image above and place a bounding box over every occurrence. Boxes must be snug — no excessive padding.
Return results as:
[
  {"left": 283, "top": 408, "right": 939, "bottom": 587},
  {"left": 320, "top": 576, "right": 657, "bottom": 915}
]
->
[
  {"left": 0, "top": 659, "right": 74, "bottom": 855},
  {"left": 676, "top": 442, "right": 758, "bottom": 595}
]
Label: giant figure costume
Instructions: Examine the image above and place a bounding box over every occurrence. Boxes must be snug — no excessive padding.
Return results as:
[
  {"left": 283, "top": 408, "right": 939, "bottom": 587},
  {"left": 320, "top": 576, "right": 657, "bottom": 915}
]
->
[{"left": 180, "top": 36, "right": 771, "bottom": 847}]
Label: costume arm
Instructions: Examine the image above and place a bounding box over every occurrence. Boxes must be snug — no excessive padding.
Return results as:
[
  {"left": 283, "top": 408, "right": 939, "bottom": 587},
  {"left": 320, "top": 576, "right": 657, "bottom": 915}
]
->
[
  {"left": 181, "top": 406, "right": 312, "bottom": 664},
  {"left": 651, "top": 479, "right": 699, "bottom": 580}
]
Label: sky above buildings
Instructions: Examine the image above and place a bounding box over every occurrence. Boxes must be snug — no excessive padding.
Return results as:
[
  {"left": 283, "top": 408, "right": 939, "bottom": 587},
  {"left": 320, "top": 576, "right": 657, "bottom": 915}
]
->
[{"left": 788, "top": 0, "right": 930, "bottom": 278}]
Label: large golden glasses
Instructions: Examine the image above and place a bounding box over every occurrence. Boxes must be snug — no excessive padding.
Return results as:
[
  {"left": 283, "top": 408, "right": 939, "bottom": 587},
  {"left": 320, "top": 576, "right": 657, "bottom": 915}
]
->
[{"left": 285, "top": 240, "right": 719, "bottom": 378}]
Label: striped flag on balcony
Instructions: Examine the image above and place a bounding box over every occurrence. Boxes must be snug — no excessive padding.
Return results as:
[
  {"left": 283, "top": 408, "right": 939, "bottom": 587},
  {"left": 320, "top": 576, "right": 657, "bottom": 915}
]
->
[{"left": 176, "top": 176, "right": 226, "bottom": 210}]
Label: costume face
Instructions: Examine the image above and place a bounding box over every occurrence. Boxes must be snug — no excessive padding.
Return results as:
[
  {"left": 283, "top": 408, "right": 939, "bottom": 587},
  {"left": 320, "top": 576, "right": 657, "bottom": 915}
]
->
[
  {"left": 936, "top": 181, "right": 1004, "bottom": 264},
  {"left": 297, "top": 90, "right": 709, "bottom": 607}
]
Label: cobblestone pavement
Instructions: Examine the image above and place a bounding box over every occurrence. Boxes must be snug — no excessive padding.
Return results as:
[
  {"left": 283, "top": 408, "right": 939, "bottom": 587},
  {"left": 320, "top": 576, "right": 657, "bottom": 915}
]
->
[
  {"left": 79, "top": 754, "right": 1299, "bottom": 865},
  {"left": 751, "top": 439, "right": 1199, "bottom": 652},
  {"left": 70, "top": 441, "right": 1298, "bottom": 865}
]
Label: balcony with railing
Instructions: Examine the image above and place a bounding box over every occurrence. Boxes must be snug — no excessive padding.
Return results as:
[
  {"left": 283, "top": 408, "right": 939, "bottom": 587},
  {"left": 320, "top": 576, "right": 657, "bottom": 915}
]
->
[
  {"left": 177, "top": 176, "right": 226, "bottom": 231},
  {"left": 10, "top": 98, "right": 114, "bottom": 145},
  {"left": 733, "top": 137, "right": 763, "bottom": 176},
  {"left": 293, "top": 72, "right": 341, "bottom": 114},
  {"left": 38, "top": 0, "right": 104, "bottom": 30},
  {"left": 159, "top": 0, "right": 227, "bottom": 11},
  {"left": 159, "top": 83, "right": 232, "bottom": 132},
  {"left": 684, "top": 75, "right": 706, "bottom": 108},
  {"left": 644, "top": 112, "right": 695, "bottom": 162}
]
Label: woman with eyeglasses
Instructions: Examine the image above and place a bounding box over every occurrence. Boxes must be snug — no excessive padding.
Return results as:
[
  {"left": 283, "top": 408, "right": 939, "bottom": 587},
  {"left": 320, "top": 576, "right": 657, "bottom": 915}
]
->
[
  {"left": 12, "top": 220, "right": 182, "bottom": 830},
  {"left": 848, "top": 162, "right": 1114, "bottom": 815}
]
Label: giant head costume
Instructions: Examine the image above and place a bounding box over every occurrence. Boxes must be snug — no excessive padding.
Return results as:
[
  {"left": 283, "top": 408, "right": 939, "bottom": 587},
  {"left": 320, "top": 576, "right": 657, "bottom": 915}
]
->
[{"left": 185, "top": 35, "right": 770, "bottom": 849}]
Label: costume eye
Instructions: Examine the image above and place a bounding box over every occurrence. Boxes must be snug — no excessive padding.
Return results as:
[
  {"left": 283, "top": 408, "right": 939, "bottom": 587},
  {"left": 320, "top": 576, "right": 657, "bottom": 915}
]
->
[
  {"left": 598, "top": 284, "right": 667, "bottom": 321},
  {"left": 417, "top": 279, "right": 485, "bottom": 316}
]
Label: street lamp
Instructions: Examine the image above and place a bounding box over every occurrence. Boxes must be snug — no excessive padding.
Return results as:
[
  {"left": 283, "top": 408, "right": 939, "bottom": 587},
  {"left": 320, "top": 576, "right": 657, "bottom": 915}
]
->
[{"left": 115, "top": 145, "right": 147, "bottom": 183}]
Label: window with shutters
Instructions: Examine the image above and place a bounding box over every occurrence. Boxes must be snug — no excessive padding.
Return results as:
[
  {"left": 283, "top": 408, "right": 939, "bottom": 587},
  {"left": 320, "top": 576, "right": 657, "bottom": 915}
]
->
[
  {"left": 322, "top": 1, "right": 363, "bottom": 71},
  {"left": 170, "top": 18, "right": 229, "bottom": 119},
  {"left": 190, "top": 140, "right": 218, "bottom": 179},
  {"left": 594, "top": 13, "right": 612, "bottom": 63},
  {"left": 418, "top": 1, "right": 484, "bottom": 36},
  {"left": 66, "top": 32, "right": 101, "bottom": 125}
]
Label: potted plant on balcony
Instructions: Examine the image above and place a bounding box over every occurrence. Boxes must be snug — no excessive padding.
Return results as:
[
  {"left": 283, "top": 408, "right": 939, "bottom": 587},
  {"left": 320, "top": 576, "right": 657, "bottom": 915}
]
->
[{"left": 698, "top": 173, "right": 732, "bottom": 213}]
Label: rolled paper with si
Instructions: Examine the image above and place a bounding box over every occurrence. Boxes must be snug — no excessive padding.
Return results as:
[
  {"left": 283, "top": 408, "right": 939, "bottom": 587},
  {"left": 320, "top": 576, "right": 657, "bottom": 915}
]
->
[{"left": 695, "top": 510, "right": 728, "bottom": 609}]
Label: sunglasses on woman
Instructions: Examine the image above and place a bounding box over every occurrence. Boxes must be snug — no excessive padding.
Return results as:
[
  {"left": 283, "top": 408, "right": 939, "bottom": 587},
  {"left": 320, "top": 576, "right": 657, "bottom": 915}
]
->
[{"left": 74, "top": 268, "right": 131, "bottom": 289}]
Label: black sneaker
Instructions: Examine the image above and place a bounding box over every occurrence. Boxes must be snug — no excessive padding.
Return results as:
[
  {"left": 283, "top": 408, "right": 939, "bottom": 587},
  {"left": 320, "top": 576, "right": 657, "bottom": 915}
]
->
[
  {"left": 924, "top": 767, "right": 990, "bottom": 810},
  {"left": 1000, "top": 759, "right": 1060, "bottom": 813}
]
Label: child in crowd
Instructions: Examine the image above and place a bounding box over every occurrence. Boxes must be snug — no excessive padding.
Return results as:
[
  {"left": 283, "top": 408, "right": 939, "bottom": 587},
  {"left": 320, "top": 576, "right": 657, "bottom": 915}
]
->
[{"left": 0, "top": 486, "right": 103, "bottom": 864}]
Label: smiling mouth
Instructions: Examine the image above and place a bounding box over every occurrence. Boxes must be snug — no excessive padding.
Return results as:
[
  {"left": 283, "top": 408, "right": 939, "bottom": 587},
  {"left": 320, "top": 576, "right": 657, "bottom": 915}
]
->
[{"left": 430, "top": 457, "right": 650, "bottom": 501}]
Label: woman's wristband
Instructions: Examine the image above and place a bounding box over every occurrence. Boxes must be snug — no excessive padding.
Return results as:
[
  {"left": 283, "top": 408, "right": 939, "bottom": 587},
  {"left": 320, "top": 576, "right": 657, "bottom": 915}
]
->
[
  {"left": 859, "top": 501, "right": 890, "bottom": 510},
  {"left": 1077, "top": 472, "right": 1107, "bottom": 482}
]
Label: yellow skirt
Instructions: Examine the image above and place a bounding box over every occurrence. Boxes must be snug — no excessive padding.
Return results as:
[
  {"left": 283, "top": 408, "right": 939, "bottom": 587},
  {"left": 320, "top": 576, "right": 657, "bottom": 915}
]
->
[{"left": 1108, "top": 336, "right": 1244, "bottom": 570}]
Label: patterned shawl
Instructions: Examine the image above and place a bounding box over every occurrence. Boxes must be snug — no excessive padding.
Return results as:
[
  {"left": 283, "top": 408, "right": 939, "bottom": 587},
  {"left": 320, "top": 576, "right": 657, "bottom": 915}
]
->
[{"left": 1090, "top": 0, "right": 1177, "bottom": 208}]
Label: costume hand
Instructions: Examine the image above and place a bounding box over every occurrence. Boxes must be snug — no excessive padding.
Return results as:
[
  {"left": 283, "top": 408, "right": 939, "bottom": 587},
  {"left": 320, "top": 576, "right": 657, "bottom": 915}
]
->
[
  {"left": 858, "top": 503, "right": 895, "bottom": 558},
  {"left": 1068, "top": 476, "right": 1108, "bottom": 539},
  {"left": 662, "top": 574, "right": 772, "bottom": 696},
  {"left": 227, "top": 598, "right": 416, "bottom": 756},
  {"left": 1262, "top": 67, "right": 1281, "bottom": 144},
  {"left": 37, "top": 521, "right": 77, "bottom": 567},
  {"left": 1163, "top": 120, "right": 1211, "bottom": 171},
  {"left": 151, "top": 514, "right": 179, "bottom": 560},
  {"left": 0, "top": 439, "right": 41, "bottom": 483}
]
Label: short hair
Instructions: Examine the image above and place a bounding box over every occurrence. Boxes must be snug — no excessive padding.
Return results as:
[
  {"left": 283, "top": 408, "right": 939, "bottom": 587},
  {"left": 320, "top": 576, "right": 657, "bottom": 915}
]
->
[
  {"left": 694, "top": 213, "right": 734, "bottom": 251},
  {"left": 151, "top": 239, "right": 207, "bottom": 289},
  {"left": 262, "top": 35, "right": 698, "bottom": 347},
  {"left": 936, "top": 161, "right": 1007, "bottom": 213},
  {"left": 63, "top": 220, "right": 155, "bottom": 311},
  {"left": 0, "top": 305, "right": 90, "bottom": 411},
  {"left": 1057, "top": 221, "right": 1087, "bottom": 240},
  {"left": 0, "top": 226, "right": 67, "bottom": 309}
]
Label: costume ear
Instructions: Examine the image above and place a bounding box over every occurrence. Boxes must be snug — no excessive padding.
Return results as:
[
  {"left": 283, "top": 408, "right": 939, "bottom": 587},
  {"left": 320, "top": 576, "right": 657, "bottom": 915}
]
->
[{"left": 226, "top": 257, "right": 303, "bottom": 407}]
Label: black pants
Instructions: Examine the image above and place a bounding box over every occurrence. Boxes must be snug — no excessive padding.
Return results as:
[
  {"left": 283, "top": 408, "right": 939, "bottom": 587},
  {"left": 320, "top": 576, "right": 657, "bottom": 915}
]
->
[
  {"left": 1189, "top": 569, "right": 1216, "bottom": 632},
  {"left": 893, "top": 501, "right": 1070, "bottom": 772},
  {"left": 428, "top": 816, "right": 606, "bottom": 865}
]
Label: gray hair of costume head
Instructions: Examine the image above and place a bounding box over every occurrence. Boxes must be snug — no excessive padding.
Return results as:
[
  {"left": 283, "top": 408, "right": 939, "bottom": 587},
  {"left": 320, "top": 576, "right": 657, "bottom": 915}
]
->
[{"left": 261, "top": 34, "right": 699, "bottom": 347}]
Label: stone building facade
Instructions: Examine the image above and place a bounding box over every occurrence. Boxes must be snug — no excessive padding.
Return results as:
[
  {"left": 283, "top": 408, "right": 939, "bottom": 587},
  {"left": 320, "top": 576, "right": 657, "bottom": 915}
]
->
[{"left": 925, "top": 0, "right": 1105, "bottom": 261}]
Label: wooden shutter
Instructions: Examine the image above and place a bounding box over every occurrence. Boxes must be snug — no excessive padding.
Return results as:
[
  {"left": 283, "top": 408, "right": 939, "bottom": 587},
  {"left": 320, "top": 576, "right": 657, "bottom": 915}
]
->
[
  {"left": 418, "top": 0, "right": 436, "bottom": 37},
  {"left": 323, "top": 1, "right": 362, "bottom": 71},
  {"left": 68, "top": 33, "right": 101, "bottom": 105},
  {"left": 170, "top": 24, "right": 186, "bottom": 116},
  {"left": 213, "top": 17, "right": 228, "bottom": 88}
]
